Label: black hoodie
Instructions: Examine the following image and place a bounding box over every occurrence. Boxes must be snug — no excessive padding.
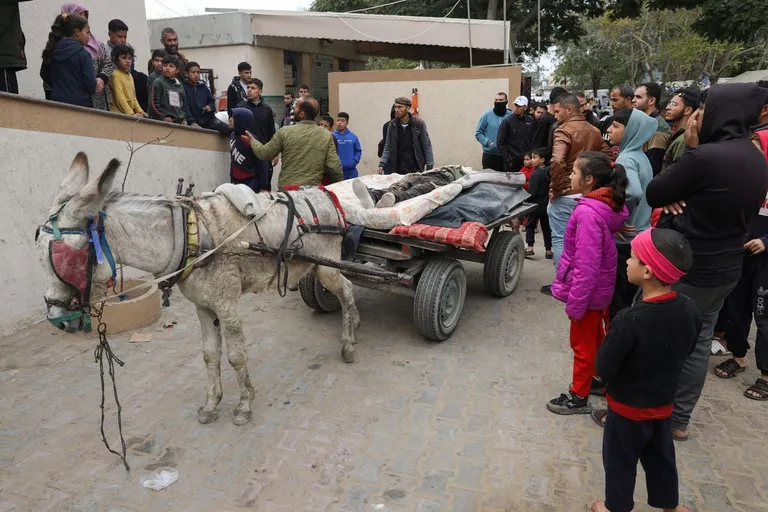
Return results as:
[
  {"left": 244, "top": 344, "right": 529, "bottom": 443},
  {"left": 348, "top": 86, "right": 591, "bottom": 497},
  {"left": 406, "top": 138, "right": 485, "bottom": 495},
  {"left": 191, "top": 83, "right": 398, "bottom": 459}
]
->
[{"left": 647, "top": 83, "right": 768, "bottom": 286}]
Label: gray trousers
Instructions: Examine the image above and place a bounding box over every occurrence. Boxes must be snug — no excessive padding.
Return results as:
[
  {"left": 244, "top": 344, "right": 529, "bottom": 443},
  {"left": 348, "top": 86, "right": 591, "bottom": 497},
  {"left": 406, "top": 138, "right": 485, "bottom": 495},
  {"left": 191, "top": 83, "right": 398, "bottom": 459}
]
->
[{"left": 671, "top": 280, "right": 738, "bottom": 431}]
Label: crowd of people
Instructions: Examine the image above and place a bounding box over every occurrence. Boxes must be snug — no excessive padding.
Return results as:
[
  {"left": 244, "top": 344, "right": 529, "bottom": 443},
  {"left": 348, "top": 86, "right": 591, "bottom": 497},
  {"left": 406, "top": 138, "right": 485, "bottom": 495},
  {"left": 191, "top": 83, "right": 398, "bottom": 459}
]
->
[{"left": 481, "top": 79, "right": 768, "bottom": 512}]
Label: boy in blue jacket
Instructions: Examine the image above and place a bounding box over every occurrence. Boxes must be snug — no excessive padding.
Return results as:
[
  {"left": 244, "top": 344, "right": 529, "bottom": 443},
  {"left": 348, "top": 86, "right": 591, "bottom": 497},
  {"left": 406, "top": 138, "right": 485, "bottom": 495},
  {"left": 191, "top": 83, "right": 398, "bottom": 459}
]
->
[
  {"left": 333, "top": 112, "right": 362, "bottom": 180},
  {"left": 183, "top": 61, "right": 229, "bottom": 135}
]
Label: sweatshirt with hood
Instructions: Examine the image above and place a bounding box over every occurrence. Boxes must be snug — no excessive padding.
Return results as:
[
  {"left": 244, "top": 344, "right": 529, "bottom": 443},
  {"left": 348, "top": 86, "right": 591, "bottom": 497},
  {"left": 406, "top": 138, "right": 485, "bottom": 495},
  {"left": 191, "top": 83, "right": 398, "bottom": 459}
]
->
[
  {"left": 616, "top": 109, "right": 656, "bottom": 242},
  {"left": 552, "top": 189, "right": 629, "bottom": 320},
  {"left": 647, "top": 83, "right": 768, "bottom": 286},
  {"left": 230, "top": 108, "right": 270, "bottom": 190},
  {"left": 48, "top": 37, "right": 96, "bottom": 107}
]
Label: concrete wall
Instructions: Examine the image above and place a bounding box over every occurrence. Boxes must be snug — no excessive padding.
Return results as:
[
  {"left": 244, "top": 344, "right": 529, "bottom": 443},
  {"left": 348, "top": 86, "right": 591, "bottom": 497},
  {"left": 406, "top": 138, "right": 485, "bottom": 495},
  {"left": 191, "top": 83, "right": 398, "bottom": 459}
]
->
[
  {"left": 0, "top": 93, "right": 230, "bottom": 336},
  {"left": 329, "top": 67, "right": 521, "bottom": 174},
  {"left": 18, "top": 0, "right": 150, "bottom": 98}
]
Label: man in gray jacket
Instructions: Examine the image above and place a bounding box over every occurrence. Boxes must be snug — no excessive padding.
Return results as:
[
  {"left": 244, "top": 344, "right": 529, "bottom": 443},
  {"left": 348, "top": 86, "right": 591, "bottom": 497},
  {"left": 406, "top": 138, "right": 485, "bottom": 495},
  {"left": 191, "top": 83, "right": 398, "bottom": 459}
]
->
[{"left": 377, "top": 96, "right": 434, "bottom": 174}]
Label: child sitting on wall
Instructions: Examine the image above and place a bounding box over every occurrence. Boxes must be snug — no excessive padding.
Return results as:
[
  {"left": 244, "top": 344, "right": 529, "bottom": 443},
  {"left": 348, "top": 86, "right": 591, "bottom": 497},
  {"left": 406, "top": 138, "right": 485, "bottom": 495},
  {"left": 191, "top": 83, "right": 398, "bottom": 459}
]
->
[
  {"left": 148, "top": 55, "right": 187, "bottom": 124},
  {"left": 109, "top": 44, "right": 144, "bottom": 117}
]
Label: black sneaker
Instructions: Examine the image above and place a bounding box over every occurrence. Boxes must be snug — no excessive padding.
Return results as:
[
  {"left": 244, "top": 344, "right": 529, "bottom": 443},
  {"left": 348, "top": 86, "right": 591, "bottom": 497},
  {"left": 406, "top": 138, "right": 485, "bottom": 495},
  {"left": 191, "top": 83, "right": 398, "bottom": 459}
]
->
[
  {"left": 589, "top": 377, "right": 605, "bottom": 396},
  {"left": 540, "top": 284, "right": 552, "bottom": 296},
  {"left": 546, "top": 392, "right": 592, "bottom": 415}
]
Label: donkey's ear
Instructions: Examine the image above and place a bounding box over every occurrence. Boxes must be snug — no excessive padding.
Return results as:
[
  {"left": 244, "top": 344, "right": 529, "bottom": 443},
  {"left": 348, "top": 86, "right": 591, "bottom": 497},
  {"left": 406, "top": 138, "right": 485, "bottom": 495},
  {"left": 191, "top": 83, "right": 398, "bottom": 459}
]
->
[
  {"left": 65, "top": 158, "right": 122, "bottom": 220},
  {"left": 51, "top": 152, "right": 90, "bottom": 209}
]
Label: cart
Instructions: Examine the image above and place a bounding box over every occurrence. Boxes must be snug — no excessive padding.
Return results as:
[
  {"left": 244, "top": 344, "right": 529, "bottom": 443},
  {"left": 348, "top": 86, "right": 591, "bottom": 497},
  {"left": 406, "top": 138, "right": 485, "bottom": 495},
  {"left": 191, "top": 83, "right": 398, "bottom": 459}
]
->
[{"left": 298, "top": 201, "right": 538, "bottom": 341}]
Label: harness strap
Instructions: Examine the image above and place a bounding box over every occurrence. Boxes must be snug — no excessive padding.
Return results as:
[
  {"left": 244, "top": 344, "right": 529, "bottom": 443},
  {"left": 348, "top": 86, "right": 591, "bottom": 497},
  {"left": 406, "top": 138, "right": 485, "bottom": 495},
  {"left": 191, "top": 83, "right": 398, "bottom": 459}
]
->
[{"left": 51, "top": 216, "right": 62, "bottom": 240}]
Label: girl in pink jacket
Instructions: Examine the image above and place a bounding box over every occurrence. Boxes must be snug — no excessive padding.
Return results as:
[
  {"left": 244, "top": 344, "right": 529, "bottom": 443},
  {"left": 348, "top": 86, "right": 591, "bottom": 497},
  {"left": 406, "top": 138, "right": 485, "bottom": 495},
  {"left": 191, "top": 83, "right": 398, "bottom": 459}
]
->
[{"left": 548, "top": 152, "right": 629, "bottom": 415}]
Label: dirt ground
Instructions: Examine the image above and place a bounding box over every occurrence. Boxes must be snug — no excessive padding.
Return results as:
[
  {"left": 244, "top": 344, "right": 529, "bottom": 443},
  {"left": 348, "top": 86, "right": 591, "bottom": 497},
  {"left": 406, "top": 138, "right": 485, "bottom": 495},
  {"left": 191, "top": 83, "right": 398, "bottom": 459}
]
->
[{"left": 1, "top": 256, "right": 767, "bottom": 512}]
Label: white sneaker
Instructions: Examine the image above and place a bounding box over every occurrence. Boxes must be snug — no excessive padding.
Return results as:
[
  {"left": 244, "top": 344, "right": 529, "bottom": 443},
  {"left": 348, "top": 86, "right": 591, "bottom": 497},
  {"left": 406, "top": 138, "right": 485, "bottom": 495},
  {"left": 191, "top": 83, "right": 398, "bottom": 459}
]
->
[
  {"left": 352, "top": 178, "right": 375, "bottom": 209},
  {"left": 711, "top": 338, "right": 732, "bottom": 356}
]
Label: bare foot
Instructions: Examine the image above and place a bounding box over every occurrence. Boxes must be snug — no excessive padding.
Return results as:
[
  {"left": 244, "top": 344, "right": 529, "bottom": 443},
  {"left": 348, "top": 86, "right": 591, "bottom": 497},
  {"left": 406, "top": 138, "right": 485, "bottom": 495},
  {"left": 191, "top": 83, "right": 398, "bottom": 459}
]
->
[{"left": 590, "top": 501, "right": 609, "bottom": 512}]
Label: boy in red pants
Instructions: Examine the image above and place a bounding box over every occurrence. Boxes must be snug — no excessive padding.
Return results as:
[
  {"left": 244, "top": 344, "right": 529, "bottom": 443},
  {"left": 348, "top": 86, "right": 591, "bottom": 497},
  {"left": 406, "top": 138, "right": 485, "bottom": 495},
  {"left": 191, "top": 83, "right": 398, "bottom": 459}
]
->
[{"left": 590, "top": 228, "right": 700, "bottom": 512}]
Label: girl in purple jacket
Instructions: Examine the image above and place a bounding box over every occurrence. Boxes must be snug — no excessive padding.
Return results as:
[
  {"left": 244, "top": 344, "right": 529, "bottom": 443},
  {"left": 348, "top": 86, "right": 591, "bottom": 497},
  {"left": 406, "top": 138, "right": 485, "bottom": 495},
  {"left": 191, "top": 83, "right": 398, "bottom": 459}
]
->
[{"left": 547, "top": 152, "right": 629, "bottom": 415}]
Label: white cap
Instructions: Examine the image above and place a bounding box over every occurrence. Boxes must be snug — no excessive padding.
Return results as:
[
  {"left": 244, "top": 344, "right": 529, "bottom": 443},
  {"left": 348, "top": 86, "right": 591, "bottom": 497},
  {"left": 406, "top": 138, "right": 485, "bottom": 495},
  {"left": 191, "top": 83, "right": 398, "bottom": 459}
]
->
[{"left": 513, "top": 95, "right": 529, "bottom": 107}]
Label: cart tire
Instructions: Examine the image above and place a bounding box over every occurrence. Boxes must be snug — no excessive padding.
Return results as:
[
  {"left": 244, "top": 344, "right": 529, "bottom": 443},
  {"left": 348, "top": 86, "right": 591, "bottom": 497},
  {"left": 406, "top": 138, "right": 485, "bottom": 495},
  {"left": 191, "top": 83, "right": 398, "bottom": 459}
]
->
[
  {"left": 298, "top": 269, "right": 341, "bottom": 313},
  {"left": 413, "top": 258, "right": 467, "bottom": 341},
  {"left": 484, "top": 231, "right": 525, "bottom": 298}
]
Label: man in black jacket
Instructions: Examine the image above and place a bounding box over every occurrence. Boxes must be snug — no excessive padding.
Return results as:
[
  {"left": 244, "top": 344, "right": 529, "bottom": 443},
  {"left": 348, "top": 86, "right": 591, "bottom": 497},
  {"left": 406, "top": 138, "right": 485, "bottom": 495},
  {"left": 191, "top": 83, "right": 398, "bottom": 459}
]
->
[
  {"left": 237, "top": 78, "right": 278, "bottom": 178},
  {"left": 646, "top": 82, "right": 768, "bottom": 441},
  {"left": 0, "top": 0, "right": 30, "bottom": 93},
  {"left": 184, "top": 62, "right": 229, "bottom": 135},
  {"left": 377, "top": 96, "right": 434, "bottom": 174},
  {"left": 226, "top": 61, "right": 251, "bottom": 118},
  {"left": 531, "top": 87, "right": 566, "bottom": 150},
  {"left": 497, "top": 95, "right": 535, "bottom": 172}
]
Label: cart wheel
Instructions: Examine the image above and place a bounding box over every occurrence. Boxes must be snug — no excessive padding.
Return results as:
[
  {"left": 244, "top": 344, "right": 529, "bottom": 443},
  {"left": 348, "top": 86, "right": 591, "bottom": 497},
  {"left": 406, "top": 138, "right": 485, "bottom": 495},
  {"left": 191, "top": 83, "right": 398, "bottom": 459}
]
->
[
  {"left": 484, "top": 231, "right": 525, "bottom": 297},
  {"left": 298, "top": 268, "right": 341, "bottom": 313},
  {"left": 413, "top": 258, "right": 467, "bottom": 341}
]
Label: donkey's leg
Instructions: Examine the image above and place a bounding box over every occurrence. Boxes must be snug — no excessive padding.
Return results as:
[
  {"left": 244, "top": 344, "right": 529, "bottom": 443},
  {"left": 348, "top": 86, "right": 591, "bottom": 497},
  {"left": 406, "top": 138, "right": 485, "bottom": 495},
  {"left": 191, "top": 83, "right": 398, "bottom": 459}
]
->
[
  {"left": 216, "top": 301, "right": 256, "bottom": 426},
  {"left": 315, "top": 265, "right": 360, "bottom": 363},
  {"left": 196, "top": 306, "right": 223, "bottom": 424}
]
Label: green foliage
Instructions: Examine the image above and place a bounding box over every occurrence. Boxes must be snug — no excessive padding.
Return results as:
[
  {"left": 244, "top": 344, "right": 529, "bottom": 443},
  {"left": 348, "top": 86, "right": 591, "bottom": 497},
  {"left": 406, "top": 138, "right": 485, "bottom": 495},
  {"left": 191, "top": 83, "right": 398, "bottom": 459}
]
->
[
  {"left": 555, "top": 9, "right": 754, "bottom": 92},
  {"left": 365, "top": 57, "right": 457, "bottom": 70},
  {"left": 608, "top": 0, "right": 768, "bottom": 44}
]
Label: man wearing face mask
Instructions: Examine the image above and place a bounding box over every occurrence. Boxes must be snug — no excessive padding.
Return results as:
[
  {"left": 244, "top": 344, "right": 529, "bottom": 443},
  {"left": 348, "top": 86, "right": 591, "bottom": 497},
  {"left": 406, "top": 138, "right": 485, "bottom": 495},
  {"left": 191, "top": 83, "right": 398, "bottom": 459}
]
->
[
  {"left": 497, "top": 95, "right": 535, "bottom": 172},
  {"left": 475, "top": 92, "right": 512, "bottom": 171}
]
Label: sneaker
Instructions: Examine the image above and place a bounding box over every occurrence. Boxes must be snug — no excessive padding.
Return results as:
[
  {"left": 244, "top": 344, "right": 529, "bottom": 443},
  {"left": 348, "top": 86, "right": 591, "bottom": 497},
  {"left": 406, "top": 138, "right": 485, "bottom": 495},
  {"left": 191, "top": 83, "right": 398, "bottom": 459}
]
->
[
  {"left": 546, "top": 392, "right": 592, "bottom": 415},
  {"left": 711, "top": 338, "right": 732, "bottom": 356},
  {"left": 352, "top": 179, "right": 376, "bottom": 209},
  {"left": 589, "top": 377, "right": 605, "bottom": 396},
  {"left": 375, "top": 192, "right": 396, "bottom": 208}
]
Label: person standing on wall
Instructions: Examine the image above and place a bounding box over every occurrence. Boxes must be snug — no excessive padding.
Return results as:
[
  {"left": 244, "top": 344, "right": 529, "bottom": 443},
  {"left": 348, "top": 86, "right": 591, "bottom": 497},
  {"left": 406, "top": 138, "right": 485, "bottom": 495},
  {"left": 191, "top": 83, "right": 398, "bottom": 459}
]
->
[
  {"left": 237, "top": 78, "right": 278, "bottom": 187},
  {"left": 334, "top": 112, "right": 362, "bottom": 180},
  {"left": 475, "top": 92, "right": 512, "bottom": 172},
  {"left": 52, "top": 4, "right": 114, "bottom": 111},
  {"left": 40, "top": 13, "right": 95, "bottom": 107},
  {"left": 497, "top": 95, "right": 535, "bottom": 173},
  {"left": 378, "top": 96, "right": 434, "bottom": 175},
  {"left": 0, "top": 0, "right": 31, "bottom": 94},
  {"left": 226, "top": 61, "right": 251, "bottom": 118},
  {"left": 158, "top": 27, "right": 187, "bottom": 79},
  {"left": 184, "top": 61, "right": 230, "bottom": 135},
  {"left": 105, "top": 19, "right": 127, "bottom": 64}
]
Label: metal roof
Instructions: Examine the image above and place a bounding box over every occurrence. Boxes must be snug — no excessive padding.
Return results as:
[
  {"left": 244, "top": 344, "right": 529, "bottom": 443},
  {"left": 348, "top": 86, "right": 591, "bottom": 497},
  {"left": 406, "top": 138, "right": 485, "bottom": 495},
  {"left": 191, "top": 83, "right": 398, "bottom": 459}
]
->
[{"left": 205, "top": 9, "right": 508, "bottom": 51}]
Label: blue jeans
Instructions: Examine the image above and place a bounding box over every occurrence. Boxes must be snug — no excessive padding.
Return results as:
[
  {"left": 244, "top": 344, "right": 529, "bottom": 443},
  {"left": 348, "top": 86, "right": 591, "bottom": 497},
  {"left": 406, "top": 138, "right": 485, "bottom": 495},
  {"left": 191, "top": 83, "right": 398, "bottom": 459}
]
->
[{"left": 547, "top": 195, "right": 578, "bottom": 268}]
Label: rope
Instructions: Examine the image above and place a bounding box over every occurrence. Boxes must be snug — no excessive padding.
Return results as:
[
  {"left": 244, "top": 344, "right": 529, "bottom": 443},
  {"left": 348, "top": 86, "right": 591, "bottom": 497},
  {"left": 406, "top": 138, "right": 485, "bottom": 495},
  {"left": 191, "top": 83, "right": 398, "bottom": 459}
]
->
[
  {"left": 333, "top": 0, "right": 462, "bottom": 43},
  {"left": 93, "top": 198, "right": 278, "bottom": 306},
  {"left": 91, "top": 303, "right": 130, "bottom": 471}
]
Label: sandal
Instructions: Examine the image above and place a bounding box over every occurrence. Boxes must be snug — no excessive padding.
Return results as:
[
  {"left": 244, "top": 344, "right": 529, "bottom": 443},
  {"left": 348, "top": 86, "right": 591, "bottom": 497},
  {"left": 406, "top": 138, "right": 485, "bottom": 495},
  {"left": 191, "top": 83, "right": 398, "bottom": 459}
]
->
[
  {"left": 545, "top": 250, "right": 553, "bottom": 260},
  {"left": 590, "top": 408, "right": 607, "bottom": 428},
  {"left": 713, "top": 358, "right": 746, "bottom": 379},
  {"left": 672, "top": 428, "right": 689, "bottom": 442},
  {"left": 525, "top": 248, "right": 535, "bottom": 257},
  {"left": 744, "top": 378, "right": 768, "bottom": 401}
]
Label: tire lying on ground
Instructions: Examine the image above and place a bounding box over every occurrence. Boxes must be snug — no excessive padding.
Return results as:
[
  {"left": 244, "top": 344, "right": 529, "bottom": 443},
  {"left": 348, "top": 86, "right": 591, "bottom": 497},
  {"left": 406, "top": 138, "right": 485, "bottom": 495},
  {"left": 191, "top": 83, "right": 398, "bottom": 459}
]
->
[
  {"left": 413, "top": 258, "right": 467, "bottom": 341},
  {"left": 298, "top": 267, "right": 341, "bottom": 312},
  {"left": 484, "top": 231, "right": 525, "bottom": 298}
]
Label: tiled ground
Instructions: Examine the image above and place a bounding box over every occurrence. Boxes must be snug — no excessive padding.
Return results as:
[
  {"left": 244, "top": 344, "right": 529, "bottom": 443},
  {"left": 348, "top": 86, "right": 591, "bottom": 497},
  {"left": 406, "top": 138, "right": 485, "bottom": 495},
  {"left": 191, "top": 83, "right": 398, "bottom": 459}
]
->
[{"left": 1, "top": 255, "right": 767, "bottom": 511}]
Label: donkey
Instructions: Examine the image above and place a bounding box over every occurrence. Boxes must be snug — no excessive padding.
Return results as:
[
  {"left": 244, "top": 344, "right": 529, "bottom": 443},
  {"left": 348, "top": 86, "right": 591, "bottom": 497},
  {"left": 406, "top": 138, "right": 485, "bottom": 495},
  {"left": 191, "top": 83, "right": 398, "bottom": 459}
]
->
[{"left": 36, "top": 153, "right": 360, "bottom": 426}]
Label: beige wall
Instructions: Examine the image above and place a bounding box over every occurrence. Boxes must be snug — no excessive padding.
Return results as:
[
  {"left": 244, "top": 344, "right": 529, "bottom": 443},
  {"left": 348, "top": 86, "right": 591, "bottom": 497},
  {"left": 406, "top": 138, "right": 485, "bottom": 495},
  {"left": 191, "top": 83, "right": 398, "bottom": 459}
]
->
[
  {"left": 330, "top": 67, "right": 521, "bottom": 174},
  {"left": 0, "top": 94, "right": 230, "bottom": 336},
  {"left": 18, "top": 0, "right": 151, "bottom": 98},
  {"left": 181, "top": 45, "right": 285, "bottom": 99}
]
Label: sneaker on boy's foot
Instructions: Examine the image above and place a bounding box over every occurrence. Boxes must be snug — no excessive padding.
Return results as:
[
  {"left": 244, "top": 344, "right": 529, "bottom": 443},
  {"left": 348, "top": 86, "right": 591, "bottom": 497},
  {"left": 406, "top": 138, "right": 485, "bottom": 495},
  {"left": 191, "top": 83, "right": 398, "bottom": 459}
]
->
[
  {"left": 546, "top": 392, "right": 592, "bottom": 415},
  {"left": 375, "top": 192, "right": 396, "bottom": 208},
  {"left": 589, "top": 377, "right": 605, "bottom": 396},
  {"left": 352, "top": 178, "right": 376, "bottom": 209}
]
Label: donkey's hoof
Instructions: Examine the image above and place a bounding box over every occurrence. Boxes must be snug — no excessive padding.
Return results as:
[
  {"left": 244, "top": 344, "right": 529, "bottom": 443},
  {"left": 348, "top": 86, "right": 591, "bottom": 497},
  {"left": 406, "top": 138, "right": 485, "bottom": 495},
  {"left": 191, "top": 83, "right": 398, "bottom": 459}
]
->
[
  {"left": 233, "top": 409, "right": 252, "bottom": 426},
  {"left": 342, "top": 344, "right": 355, "bottom": 363},
  {"left": 197, "top": 407, "right": 219, "bottom": 424}
]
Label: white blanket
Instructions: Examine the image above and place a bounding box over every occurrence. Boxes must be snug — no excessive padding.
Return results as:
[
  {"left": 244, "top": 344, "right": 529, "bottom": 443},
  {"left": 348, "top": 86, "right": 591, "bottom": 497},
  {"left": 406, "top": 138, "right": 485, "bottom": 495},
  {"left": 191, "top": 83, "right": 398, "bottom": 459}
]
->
[
  {"left": 327, "top": 174, "right": 463, "bottom": 230},
  {"left": 210, "top": 183, "right": 266, "bottom": 218}
]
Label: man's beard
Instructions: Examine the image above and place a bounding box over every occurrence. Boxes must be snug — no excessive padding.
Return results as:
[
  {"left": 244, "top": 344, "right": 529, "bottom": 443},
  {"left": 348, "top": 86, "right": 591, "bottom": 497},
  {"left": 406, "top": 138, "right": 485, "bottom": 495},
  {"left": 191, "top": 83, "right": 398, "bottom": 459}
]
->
[{"left": 666, "top": 110, "right": 683, "bottom": 123}]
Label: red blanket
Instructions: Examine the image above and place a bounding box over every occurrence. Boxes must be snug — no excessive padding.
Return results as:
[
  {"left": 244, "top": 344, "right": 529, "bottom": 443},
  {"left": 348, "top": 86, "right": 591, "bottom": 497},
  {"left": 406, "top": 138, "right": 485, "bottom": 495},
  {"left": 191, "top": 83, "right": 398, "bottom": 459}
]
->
[{"left": 388, "top": 222, "right": 489, "bottom": 252}]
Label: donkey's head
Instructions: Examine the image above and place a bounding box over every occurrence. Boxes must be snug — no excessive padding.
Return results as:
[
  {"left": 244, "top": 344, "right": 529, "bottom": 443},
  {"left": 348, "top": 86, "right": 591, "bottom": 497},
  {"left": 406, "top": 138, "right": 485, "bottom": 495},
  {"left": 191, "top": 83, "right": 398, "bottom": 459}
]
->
[{"left": 36, "top": 152, "right": 121, "bottom": 332}]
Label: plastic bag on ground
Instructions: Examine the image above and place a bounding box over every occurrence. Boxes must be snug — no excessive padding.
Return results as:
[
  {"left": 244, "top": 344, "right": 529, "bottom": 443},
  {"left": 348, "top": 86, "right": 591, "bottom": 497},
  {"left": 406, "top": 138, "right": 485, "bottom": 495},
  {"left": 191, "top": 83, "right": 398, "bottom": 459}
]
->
[{"left": 141, "top": 467, "right": 179, "bottom": 490}]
